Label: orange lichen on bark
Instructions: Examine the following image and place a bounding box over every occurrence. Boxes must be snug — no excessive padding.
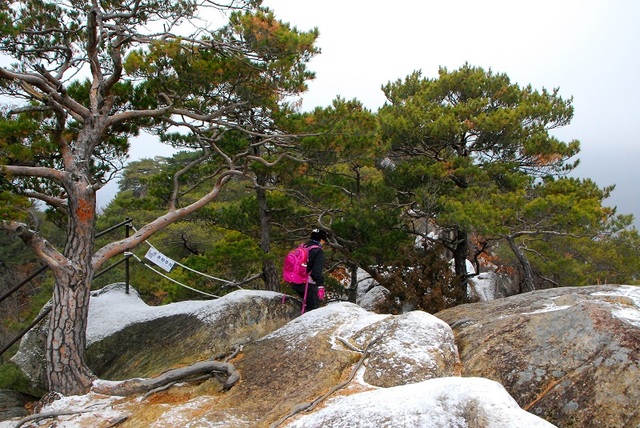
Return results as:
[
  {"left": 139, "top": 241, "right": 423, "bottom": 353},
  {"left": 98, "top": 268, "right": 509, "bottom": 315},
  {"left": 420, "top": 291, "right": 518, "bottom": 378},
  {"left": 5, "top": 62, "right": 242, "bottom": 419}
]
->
[{"left": 76, "top": 199, "right": 94, "bottom": 222}]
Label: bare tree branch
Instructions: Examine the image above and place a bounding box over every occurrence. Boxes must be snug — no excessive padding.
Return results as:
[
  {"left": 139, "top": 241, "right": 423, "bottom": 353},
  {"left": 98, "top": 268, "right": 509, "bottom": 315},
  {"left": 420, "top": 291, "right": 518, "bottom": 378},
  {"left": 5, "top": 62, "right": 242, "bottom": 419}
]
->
[
  {"left": 169, "top": 146, "right": 212, "bottom": 210},
  {"left": 91, "top": 169, "right": 245, "bottom": 271},
  {"left": 0, "top": 221, "right": 70, "bottom": 271},
  {"left": 0, "top": 68, "right": 89, "bottom": 121},
  {"left": 1, "top": 165, "right": 66, "bottom": 182},
  {"left": 22, "top": 190, "right": 68, "bottom": 211},
  {"left": 13, "top": 409, "right": 92, "bottom": 428}
]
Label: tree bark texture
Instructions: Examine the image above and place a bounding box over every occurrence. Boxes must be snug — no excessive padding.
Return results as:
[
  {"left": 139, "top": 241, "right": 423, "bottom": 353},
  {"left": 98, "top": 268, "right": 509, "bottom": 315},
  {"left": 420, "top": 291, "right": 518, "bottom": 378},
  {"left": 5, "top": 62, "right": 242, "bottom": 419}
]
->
[
  {"left": 47, "top": 273, "right": 96, "bottom": 394},
  {"left": 46, "top": 170, "right": 98, "bottom": 395},
  {"left": 348, "top": 263, "right": 359, "bottom": 303}
]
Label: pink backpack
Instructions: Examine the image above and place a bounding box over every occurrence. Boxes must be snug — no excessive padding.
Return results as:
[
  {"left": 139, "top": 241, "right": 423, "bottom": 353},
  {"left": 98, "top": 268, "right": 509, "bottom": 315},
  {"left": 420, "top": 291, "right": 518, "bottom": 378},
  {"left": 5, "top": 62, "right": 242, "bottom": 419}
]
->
[{"left": 282, "top": 244, "right": 320, "bottom": 283}]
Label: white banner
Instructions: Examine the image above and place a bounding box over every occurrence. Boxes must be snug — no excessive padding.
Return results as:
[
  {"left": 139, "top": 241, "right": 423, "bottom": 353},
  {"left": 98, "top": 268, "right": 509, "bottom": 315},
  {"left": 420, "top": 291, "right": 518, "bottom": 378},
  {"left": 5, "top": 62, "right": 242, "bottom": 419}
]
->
[{"left": 145, "top": 247, "right": 176, "bottom": 272}]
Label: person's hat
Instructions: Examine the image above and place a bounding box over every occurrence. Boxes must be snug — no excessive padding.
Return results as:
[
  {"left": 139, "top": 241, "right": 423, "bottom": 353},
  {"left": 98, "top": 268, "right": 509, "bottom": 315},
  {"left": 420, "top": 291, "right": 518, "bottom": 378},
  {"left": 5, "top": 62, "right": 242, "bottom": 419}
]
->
[{"left": 310, "top": 228, "right": 328, "bottom": 242}]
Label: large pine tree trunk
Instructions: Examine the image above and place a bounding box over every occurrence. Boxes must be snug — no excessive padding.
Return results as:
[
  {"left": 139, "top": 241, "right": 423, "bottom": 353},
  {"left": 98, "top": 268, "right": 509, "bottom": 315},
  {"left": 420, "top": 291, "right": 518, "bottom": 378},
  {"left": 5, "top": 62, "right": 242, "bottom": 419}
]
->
[
  {"left": 46, "top": 179, "right": 98, "bottom": 395},
  {"left": 47, "top": 273, "right": 96, "bottom": 394}
]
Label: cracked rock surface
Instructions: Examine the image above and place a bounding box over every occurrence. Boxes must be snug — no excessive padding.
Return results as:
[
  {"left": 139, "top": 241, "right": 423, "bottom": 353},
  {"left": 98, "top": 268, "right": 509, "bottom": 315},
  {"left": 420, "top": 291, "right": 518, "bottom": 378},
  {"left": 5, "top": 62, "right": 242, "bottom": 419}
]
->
[{"left": 436, "top": 285, "right": 640, "bottom": 428}]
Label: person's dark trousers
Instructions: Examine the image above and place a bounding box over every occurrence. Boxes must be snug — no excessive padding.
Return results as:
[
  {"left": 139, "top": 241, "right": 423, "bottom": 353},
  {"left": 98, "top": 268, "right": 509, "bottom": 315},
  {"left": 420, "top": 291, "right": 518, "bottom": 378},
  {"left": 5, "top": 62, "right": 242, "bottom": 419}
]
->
[{"left": 292, "top": 282, "right": 320, "bottom": 311}]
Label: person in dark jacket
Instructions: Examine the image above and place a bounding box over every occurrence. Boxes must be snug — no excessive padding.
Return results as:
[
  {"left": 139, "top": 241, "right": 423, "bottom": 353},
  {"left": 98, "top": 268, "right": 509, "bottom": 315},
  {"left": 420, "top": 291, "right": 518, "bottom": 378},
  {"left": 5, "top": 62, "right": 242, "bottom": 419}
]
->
[{"left": 291, "top": 228, "right": 327, "bottom": 311}]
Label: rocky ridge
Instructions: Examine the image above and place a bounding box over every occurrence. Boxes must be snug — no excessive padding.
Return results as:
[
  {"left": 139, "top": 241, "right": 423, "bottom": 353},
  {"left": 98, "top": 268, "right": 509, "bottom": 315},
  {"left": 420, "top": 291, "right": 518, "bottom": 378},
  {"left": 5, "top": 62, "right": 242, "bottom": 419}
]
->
[{"left": 2, "top": 283, "right": 639, "bottom": 427}]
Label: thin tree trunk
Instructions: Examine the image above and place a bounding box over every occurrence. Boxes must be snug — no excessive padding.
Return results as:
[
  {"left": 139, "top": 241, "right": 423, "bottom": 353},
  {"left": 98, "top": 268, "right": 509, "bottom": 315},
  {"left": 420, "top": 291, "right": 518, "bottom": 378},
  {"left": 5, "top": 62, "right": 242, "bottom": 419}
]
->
[
  {"left": 262, "top": 261, "right": 279, "bottom": 292},
  {"left": 255, "top": 163, "right": 279, "bottom": 291},
  {"left": 453, "top": 228, "right": 469, "bottom": 295},
  {"left": 506, "top": 235, "right": 535, "bottom": 293},
  {"left": 347, "top": 262, "right": 358, "bottom": 303}
]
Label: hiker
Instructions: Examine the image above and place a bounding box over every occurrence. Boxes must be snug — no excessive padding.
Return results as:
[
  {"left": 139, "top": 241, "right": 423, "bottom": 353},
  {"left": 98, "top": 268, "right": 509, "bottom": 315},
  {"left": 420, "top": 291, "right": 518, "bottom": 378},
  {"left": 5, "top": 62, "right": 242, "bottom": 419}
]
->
[{"left": 290, "top": 228, "right": 327, "bottom": 311}]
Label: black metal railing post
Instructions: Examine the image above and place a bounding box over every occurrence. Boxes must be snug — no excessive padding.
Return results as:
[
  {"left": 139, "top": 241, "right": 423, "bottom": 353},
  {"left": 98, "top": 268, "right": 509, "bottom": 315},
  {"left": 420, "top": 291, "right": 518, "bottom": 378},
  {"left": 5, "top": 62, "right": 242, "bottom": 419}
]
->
[{"left": 125, "top": 219, "right": 131, "bottom": 294}]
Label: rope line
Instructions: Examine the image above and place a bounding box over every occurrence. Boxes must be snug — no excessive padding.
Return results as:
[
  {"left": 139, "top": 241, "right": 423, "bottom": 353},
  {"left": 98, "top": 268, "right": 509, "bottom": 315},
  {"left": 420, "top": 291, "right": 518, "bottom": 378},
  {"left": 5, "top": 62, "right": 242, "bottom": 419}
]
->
[
  {"left": 166, "top": 252, "right": 235, "bottom": 285},
  {"left": 126, "top": 252, "right": 219, "bottom": 298},
  {"left": 130, "top": 224, "right": 235, "bottom": 285}
]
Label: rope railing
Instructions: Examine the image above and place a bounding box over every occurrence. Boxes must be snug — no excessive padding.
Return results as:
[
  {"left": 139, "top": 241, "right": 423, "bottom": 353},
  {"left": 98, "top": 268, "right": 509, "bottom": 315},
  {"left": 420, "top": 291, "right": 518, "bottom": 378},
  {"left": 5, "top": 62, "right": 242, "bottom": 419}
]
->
[
  {"left": 125, "top": 222, "right": 258, "bottom": 297},
  {"left": 0, "top": 218, "right": 258, "bottom": 359},
  {"left": 130, "top": 223, "right": 237, "bottom": 286},
  {"left": 126, "top": 252, "right": 220, "bottom": 298}
]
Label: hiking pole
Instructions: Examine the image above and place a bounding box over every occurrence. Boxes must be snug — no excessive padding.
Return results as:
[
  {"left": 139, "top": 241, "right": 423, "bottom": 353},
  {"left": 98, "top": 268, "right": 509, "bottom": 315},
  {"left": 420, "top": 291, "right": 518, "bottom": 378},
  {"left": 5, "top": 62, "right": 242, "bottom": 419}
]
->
[{"left": 301, "top": 278, "right": 309, "bottom": 314}]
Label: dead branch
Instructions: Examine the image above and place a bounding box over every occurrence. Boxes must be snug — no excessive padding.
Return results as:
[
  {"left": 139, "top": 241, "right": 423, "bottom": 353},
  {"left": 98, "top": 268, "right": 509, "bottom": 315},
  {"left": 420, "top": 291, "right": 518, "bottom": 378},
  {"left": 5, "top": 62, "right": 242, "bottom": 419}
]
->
[
  {"left": 91, "top": 360, "right": 239, "bottom": 396},
  {"left": 13, "top": 409, "right": 92, "bottom": 428},
  {"left": 141, "top": 381, "right": 178, "bottom": 400},
  {"left": 220, "top": 344, "right": 243, "bottom": 362},
  {"left": 169, "top": 146, "right": 212, "bottom": 211}
]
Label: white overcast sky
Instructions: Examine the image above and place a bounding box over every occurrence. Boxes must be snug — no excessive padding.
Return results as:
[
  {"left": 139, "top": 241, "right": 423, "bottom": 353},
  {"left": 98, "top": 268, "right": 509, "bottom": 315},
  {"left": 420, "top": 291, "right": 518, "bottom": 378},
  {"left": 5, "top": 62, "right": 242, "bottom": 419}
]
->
[
  {"left": 256, "top": 0, "right": 640, "bottom": 227},
  {"left": 2, "top": 3, "right": 636, "bottom": 224}
]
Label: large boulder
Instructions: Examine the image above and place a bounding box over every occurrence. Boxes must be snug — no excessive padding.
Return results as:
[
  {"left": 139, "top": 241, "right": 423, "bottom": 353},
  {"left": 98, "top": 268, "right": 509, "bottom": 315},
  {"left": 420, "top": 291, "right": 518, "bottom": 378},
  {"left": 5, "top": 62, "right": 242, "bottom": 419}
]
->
[
  {"left": 286, "top": 377, "right": 554, "bottom": 428},
  {"left": 468, "top": 270, "right": 518, "bottom": 301},
  {"left": 86, "top": 284, "right": 301, "bottom": 380},
  {"left": 188, "top": 303, "right": 462, "bottom": 425},
  {"left": 14, "top": 302, "right": 548, "bottom": 427},
  {"left": 11, "top": 283, "right": 302, "bottom": 388},
  {"left": 350, "top": 310, "right": 460, "bottom": 387},
  {"left": 436, "top": 285, "right": 640, "bottom": 428},
  {"left": 355, "top": 268, "right": 388, "bottom": 311}
]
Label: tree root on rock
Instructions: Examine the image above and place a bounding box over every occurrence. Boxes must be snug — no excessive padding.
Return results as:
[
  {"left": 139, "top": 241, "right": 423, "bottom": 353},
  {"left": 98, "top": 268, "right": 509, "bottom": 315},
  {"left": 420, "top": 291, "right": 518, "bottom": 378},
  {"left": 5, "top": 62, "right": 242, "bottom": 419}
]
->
[
  {"left": 91, "top": 360, "right": 240, "bottom": 397},
  {"left": 12, "top": 409, "right": 92, "bottom": 428},
  {"left": 12, "top": 360, "right": 238, "bottom": 426}
]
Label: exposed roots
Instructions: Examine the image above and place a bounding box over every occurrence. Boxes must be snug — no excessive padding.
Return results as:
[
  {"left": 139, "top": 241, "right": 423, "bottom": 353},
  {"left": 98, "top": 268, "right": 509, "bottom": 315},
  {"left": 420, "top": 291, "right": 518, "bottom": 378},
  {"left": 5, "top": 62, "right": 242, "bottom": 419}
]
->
[
  {"left": 13, "top": 409, "right": 92, "bottom": 428},
  {"left": 91, "top": 360, "right": 239, "bottom": 397},
  {"left": 14, "top": 359, "right": 239, "bottom": 426}
]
